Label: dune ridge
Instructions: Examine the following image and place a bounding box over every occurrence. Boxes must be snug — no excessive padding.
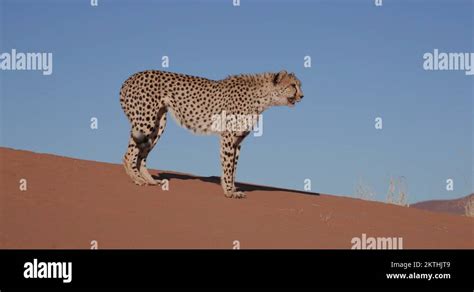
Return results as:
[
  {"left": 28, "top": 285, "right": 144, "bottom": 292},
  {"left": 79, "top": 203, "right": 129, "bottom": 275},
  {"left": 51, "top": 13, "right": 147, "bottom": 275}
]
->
[{"left": 0, "top": 147, "right": 472, "bottom": 249}]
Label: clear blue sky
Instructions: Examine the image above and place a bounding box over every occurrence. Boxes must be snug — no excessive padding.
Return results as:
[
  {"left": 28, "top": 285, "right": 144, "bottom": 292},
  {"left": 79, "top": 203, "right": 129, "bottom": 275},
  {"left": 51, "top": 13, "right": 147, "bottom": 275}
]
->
[{"left": 0, "top": 0, "right": 472, "bottom": 203}]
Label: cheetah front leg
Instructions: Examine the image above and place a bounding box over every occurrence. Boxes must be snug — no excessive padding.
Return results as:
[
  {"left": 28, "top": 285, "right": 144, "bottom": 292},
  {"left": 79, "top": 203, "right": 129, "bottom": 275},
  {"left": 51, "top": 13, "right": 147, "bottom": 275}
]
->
[{"left": 220, "top": 132, "right": 248, "bottom": 199}]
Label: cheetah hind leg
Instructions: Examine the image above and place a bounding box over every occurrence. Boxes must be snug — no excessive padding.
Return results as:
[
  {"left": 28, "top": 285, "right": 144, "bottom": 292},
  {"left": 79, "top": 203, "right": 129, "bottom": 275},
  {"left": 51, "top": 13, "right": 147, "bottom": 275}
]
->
[
  {"left": 139, "top": 157, "right": 160, "bottom": 185},
  {"left": 137, "top": 111, "right": 167, "bottom": 185},
  {"left": 134, "top": 136, "right": 160, "bottom": 186},
  {"left": 123, "top": 137, "right": 148, "bottom": 186}
]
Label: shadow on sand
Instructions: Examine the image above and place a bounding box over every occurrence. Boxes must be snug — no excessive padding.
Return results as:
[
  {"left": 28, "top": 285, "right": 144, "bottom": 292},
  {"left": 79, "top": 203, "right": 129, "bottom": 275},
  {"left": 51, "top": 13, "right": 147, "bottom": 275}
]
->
[{"left": 154, "top": 171, "right": 320, "bottom": 196}]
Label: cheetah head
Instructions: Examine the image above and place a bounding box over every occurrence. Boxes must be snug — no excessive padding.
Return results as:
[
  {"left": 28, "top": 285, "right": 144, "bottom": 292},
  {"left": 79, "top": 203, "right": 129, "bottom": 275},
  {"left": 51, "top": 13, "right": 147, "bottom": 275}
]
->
[{"left": 271, "top": 70, "right": 304, "bottom": 107}]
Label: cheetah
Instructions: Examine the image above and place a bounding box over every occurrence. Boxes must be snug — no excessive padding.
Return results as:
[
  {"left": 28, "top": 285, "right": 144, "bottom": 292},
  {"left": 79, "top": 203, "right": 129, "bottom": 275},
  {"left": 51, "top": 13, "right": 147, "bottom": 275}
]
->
[{"left": 119, "top": 70, "right": 303, "bottom": 198}]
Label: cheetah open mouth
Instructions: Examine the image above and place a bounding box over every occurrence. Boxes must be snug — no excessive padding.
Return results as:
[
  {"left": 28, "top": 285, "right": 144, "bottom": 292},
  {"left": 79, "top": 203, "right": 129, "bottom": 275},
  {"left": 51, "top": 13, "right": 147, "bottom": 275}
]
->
[{"left": 287, "top": 97, "right": 297, "bottom": 106}]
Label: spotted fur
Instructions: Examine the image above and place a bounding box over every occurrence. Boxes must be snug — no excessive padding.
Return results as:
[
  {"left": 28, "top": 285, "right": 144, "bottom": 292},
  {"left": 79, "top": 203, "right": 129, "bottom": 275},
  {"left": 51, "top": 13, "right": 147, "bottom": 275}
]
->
[{"left": 120, "top": 70, "right": 303, "bottom": 198}]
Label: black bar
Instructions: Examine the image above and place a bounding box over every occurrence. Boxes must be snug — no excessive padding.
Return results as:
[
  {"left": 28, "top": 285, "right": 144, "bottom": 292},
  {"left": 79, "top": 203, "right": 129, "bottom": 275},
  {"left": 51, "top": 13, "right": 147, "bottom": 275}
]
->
[{"left": 0, "top": 250, "right": 472, "bottom": 289}]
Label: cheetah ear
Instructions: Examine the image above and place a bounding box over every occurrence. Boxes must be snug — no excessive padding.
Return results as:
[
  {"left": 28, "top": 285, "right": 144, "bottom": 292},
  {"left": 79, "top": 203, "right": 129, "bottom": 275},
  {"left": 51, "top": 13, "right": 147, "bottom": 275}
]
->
[{"left": 274, "top": 70, "right": 288, "bottom": 84}]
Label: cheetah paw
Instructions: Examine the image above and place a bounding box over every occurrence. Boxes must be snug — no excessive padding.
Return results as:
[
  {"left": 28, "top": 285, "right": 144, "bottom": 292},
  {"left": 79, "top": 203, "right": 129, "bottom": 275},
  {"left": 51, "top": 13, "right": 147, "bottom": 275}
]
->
[
  {"left": 146, "top": 179, "right": 159, "bottom": 186},
  {"left": 146, "top": 179, "right": 165, "bottom": 186},
  {"left": 225, "top": 191, "right": 246, "bottom": 199},
  {"left": 132, "top": 177, "right": 148, "bottom": 186}
]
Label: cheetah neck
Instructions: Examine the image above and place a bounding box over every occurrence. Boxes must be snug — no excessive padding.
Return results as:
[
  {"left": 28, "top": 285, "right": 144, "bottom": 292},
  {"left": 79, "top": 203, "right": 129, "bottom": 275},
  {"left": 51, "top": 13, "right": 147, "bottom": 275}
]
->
[
  {"left": 220, "top": 72, "right": 276, "bottom": 114},
  {"left": 253, "top": 91, "right": 273, "bottom": 114}
]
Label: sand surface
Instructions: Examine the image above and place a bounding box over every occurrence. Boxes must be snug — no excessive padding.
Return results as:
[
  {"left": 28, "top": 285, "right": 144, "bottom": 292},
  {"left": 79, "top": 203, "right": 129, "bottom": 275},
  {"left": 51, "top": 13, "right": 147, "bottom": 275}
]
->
[{"left": 0, "top": 147, "right": 472, "bottom": 249}]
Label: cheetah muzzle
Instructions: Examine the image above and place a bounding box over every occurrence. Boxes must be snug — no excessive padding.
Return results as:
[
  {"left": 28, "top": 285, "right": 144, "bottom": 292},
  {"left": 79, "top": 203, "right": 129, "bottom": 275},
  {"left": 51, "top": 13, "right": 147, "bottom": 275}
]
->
[{"left": 120, "top": 69, "right": 304, "bottom": 198}]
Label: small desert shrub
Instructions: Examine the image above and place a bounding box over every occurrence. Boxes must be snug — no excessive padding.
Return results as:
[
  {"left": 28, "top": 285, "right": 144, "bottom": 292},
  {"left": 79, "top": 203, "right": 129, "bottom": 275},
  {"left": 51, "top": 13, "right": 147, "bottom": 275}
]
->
[
  {"left": 465, "top": 196, "right": 474, "bottom": 217},
  {"left": 386, "top": 176, "right": 409, "bottom": 207},
  {"left": 355, "top": 178, "right": 375, "bottom": 201}
]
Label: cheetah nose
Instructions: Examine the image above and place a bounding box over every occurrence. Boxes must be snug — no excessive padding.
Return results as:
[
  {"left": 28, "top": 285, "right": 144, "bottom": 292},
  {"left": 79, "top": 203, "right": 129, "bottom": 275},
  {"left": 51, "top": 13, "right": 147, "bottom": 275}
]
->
[{"left": 300, "top": 95, "right": 304, "bottom": 99}]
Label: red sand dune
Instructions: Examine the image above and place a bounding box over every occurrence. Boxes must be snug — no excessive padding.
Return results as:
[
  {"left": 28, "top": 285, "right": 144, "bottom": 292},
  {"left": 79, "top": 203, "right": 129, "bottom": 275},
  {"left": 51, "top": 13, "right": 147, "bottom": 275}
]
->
[
  {"left": 411, "top": 194, "right": 473, "bottom": 216},
  {"left": 0, "top": 147, "right": 472, "bottom": 249}
]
